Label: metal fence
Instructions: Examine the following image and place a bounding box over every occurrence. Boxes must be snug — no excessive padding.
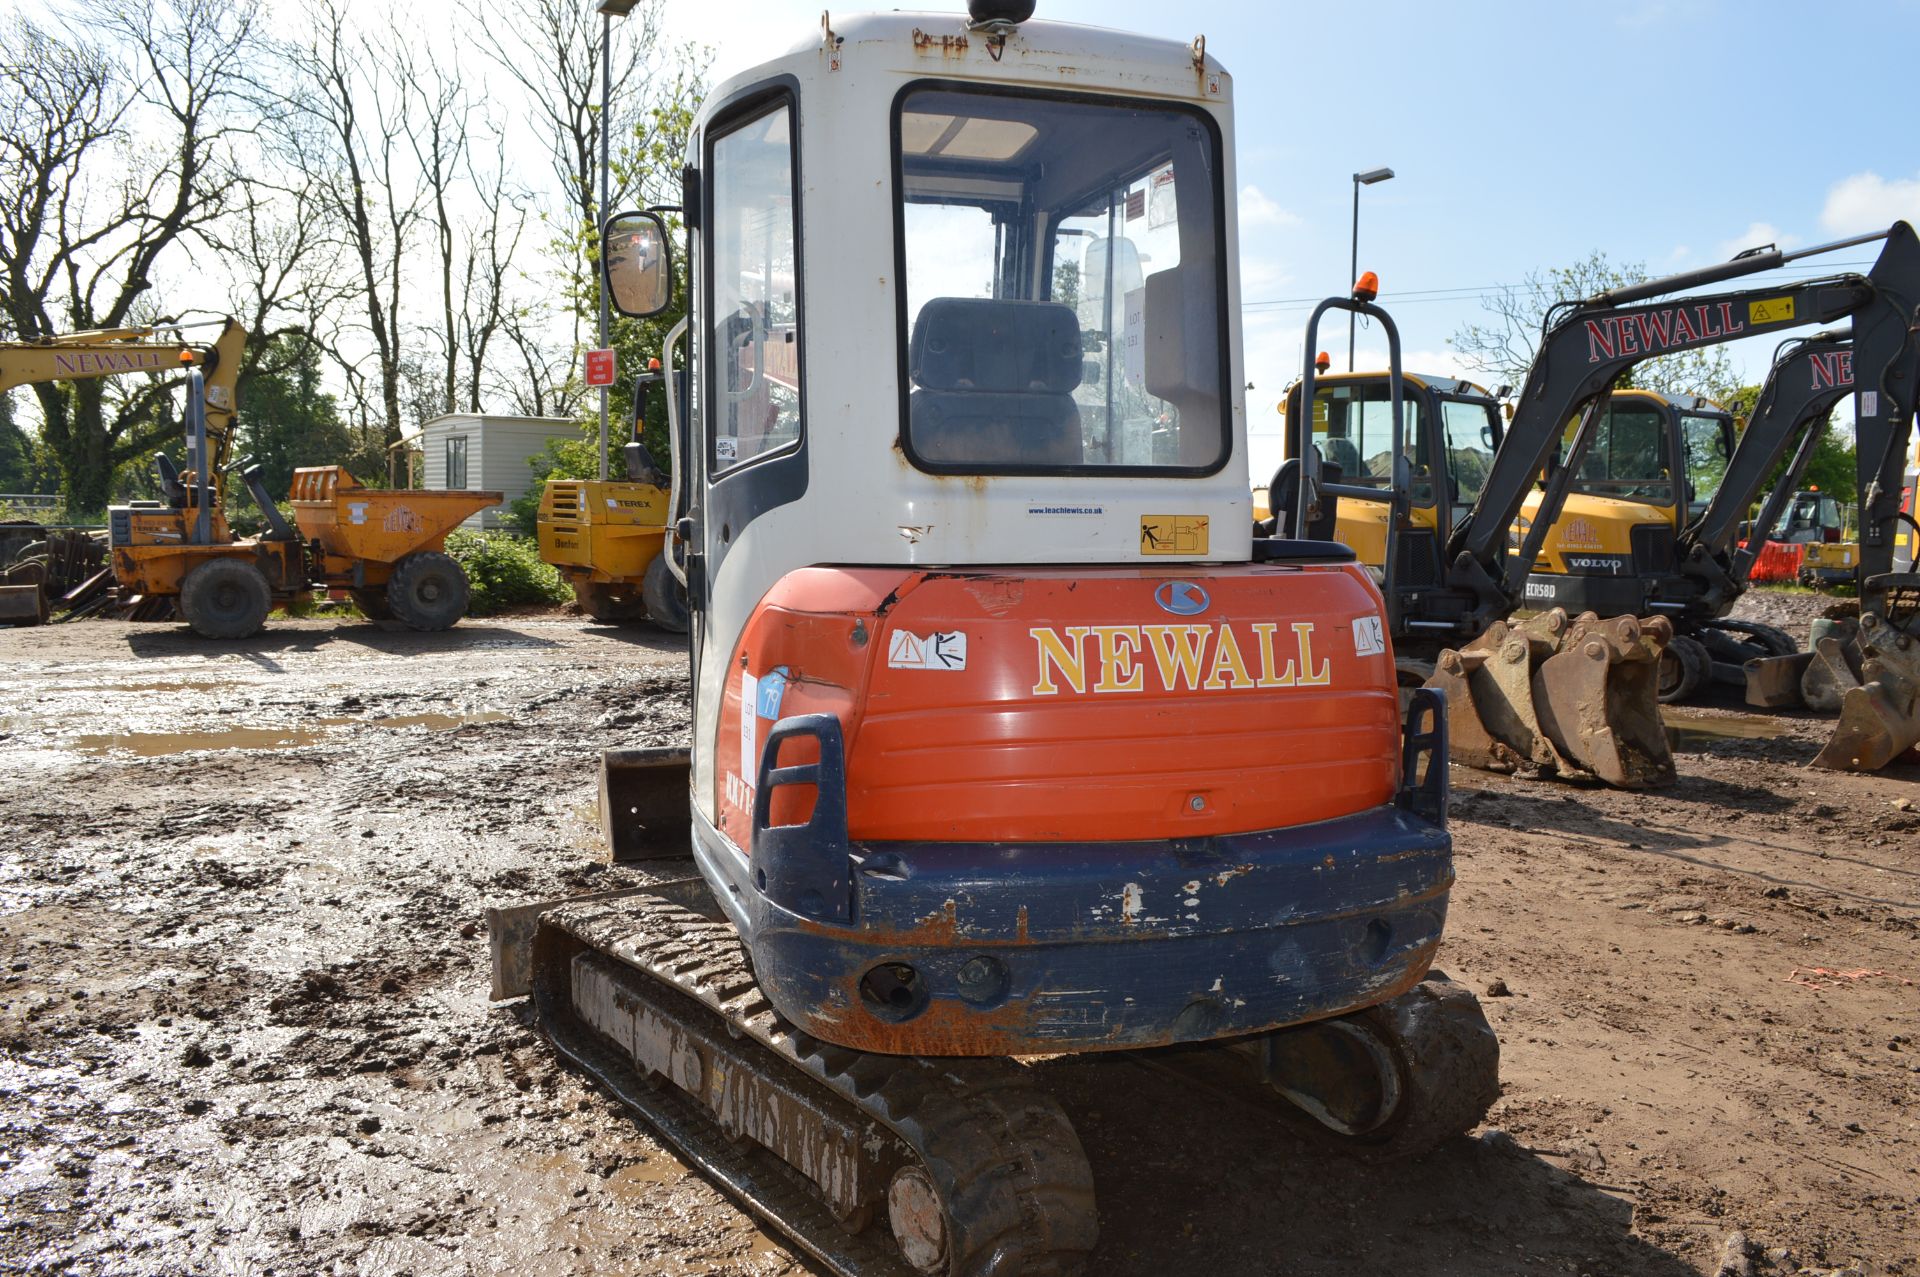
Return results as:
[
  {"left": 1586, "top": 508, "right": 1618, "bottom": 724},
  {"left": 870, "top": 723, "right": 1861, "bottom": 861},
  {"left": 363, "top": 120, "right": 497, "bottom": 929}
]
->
[{"left": 0, "top": 494, "right": 65, "bottom": 521}]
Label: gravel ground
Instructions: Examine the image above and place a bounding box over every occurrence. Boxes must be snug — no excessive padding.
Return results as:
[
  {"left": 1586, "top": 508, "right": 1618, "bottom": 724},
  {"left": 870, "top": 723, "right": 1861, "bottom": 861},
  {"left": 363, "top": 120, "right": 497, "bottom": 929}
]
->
[{"left": 1, "top": 615, "right": 1916, "bottom": 1277}]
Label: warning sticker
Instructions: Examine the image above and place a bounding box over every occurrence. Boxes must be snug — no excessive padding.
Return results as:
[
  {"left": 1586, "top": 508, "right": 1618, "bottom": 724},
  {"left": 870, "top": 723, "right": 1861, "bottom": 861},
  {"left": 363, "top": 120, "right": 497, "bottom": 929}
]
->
[
  {"left": 1353, "top": 614, "right": 1386, "bottom": 657},
  {"left": 888, "top": 630, "right": 967, "bottom": 671},
  {"left": 1139, "top": 514, "right": 1210, "bottom": 555},
  {"left": 1749, "top": 296, "right": 1796, "bottom": 324},
  {"left": 1859, "top": 390, "right": 1880, "bottom": 417}
]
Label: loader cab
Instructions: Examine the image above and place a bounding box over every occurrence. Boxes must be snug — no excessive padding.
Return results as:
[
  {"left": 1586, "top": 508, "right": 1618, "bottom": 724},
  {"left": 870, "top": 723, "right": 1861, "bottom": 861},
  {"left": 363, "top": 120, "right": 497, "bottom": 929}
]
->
[{"left": 1279, "top": 371, "right": 1503, "bottom": 582}]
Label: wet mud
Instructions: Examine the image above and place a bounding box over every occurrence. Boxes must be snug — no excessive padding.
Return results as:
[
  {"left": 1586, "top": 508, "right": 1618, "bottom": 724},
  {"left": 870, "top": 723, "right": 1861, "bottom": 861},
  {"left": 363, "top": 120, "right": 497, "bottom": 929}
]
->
[{"left": 2, "top": 613, "right": 1917, "bottom": 1276}]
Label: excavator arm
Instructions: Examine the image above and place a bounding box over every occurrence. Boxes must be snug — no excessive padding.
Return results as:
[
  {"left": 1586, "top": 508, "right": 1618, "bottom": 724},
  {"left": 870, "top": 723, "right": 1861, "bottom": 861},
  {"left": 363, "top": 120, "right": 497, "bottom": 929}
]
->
[
  {"left": 1444, "top": 223, "right": 1920, "bottom": 634},
  {"left": 1678, "top": 331, "right": 1855, "bottom": 608},
  {"left": 0, "top": 318, "right": 247, "bottom": 477}
]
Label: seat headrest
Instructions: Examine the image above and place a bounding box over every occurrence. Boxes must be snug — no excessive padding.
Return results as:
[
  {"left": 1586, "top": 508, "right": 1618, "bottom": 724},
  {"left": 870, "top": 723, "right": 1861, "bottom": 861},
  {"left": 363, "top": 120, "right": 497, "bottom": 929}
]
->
[{"left": 909, "top": 298, "right": 1082, "bottom": 394}]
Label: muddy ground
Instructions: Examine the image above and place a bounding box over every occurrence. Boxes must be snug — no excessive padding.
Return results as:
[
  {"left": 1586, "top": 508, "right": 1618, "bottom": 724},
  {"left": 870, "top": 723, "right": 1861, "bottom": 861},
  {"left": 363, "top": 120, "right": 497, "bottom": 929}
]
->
[{"left": 1, "top": 599, "right": 1915, "bottom": 1277}]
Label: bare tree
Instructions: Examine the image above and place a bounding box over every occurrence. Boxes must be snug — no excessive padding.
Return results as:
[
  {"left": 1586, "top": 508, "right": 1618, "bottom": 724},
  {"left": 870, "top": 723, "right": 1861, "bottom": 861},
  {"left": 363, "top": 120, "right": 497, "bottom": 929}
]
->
[
  {"left": 278, "top": 1, "right": 424, "bottom": 468},
  {"left": 473, "top": 0, "right": 706, "bottom": 347},
  {"left": 0, "top": 0, "right": 264, "bottom": 512},
  {"left": 1452, "top": 251, "right": 1740, "bottom": 405},
  {"left": 399, "top": 46, "right": 468, "bottom": 417},
  {"left": 458, "top": 131, "right": 531, "bottom": 412}
]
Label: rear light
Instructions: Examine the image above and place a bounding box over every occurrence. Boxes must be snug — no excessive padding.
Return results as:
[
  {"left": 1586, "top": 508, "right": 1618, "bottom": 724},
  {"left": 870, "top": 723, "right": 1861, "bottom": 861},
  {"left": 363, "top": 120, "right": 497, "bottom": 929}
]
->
[{"left": 1824, "top": 528, "right": 1840, "bottom": 543}]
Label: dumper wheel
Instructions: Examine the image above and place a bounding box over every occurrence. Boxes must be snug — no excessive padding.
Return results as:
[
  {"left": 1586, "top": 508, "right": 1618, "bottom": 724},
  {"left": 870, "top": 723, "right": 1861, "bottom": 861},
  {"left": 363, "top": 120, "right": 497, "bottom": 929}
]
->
[
  {"left": 1656, "top": 634, "right": 1711, "bottom": 703},
  {"left": 179, "top": 558, "right": 272, "bottom": 640},
  {"left": 641, "top": 553, "right": 690, "bottom": 634},
  {"left": 576, "top": 582, "right": 646, "bottom": 624},
  {"left": 350, "top": 589, "right": 393, "bottom": 621},
  {"left": 387, "top": 551, "right": 469, "bottom": 631}
]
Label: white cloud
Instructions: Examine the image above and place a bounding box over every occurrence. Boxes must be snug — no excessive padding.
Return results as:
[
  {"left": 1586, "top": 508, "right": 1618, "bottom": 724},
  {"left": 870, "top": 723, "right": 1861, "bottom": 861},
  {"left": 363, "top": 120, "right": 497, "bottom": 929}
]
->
[
  {"left": 1716, "top": 222, "right": 1794, "bottom": 260},
  {"left": 1238, "top": 185, "right": 1302, "bottom": 231},
  {"left": 1821, "top": 171, "right": 1920, "bottom": 235}
]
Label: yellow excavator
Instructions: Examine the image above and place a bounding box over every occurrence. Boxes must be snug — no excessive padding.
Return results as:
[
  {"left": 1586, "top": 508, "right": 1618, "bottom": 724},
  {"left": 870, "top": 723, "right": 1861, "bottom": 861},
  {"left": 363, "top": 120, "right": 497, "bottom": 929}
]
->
[
  {"left": 534, "top": 363, "right": 688, "bottom": 630},
  {"left": 0, "top": 321, "right": 247, "bottom": 624}
]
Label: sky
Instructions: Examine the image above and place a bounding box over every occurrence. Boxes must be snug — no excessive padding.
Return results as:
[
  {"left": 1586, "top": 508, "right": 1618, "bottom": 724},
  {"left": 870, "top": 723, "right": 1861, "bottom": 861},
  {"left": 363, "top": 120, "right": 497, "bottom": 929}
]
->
[{"left": 657, "top": 0, "right": 1920, "bottom": 477}]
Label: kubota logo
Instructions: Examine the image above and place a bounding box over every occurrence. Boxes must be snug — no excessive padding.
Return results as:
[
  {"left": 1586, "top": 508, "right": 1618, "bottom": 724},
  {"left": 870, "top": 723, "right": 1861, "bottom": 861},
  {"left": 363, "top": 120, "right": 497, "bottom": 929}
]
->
[
  {"left": 1028, "top": 622, "right": 1330, "bottom": 697},
  {"left": 1154, "top": 581, "right": 1210, "bottom": 616}
]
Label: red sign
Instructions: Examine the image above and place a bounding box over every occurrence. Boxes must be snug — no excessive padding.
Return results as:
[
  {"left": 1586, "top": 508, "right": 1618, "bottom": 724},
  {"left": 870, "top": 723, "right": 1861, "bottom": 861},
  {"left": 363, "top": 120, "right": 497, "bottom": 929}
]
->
[{"left": 585, "top": 347, "right": 616, "bottom": 388}]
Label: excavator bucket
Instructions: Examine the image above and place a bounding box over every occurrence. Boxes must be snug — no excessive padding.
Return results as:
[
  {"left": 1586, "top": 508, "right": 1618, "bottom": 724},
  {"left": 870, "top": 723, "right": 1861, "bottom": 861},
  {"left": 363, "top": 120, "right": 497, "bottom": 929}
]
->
[
  {"left": 1811, "top": 595, "right": 1920, "bottom": 771},
  {"left": 1801, "top": 625, "right": 1864, "bottom": 712},
  {"left": 598, "top": 745, "right": 694, "bottom": 862},
  {"left": 1427, "top": 610, "right": 1676, "bottom": 789},
  {"left": 1532, "top": 613, "right": 1676, "bottom": 788},
  {"left": 0, "top": 584, "right": 47, "bottom": 626}
]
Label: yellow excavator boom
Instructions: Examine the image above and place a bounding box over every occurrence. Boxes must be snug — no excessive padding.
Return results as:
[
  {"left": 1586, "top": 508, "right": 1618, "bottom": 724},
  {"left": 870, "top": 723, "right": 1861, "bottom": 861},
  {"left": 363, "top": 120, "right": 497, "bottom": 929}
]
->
[{"left": 0, "top": 319, "right": 247, "bottom": 472}]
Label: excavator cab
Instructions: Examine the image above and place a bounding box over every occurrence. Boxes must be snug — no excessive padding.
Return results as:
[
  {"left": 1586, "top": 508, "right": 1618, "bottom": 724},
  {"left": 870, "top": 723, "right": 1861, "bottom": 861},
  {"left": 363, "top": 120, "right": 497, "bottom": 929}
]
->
[
  {"left": 497, "top": 10, "right": 1499, "bottom": 1272},
  {"left": 1280, "top": 373, "right": 1504, "bottom": 604}
]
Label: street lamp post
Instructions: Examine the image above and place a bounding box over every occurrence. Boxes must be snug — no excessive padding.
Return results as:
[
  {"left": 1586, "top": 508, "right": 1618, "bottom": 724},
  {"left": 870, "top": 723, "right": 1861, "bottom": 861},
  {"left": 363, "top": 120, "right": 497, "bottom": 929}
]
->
[
  {"left": 595, "top": 0, "right": 640, "bottom": 480},
  {"left": 1349, "top": 166, "right": 1394, "bottom": 371}
]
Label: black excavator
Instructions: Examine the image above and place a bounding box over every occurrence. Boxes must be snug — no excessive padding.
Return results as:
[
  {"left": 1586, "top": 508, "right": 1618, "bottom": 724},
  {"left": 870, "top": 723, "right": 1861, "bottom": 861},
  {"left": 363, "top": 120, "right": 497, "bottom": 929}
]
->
[{"left": 1279, "top": 223, "right": 1920, "bottom": 782}]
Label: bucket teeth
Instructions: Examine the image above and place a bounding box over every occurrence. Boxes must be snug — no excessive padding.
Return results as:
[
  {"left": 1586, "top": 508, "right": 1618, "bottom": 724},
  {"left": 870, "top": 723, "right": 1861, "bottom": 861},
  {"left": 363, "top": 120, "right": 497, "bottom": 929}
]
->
[
  {"left": 1427, "top": 610, "right": 1676, "bottom": 789},
  {"left": 1811, "top": 611, "right": 1920, "bottom": 771}
]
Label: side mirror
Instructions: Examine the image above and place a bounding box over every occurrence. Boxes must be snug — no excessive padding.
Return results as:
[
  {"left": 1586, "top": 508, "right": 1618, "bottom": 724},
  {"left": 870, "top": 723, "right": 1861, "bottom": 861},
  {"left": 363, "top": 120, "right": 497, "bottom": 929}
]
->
[{"left": 603, "top": 210, "right": 673, "bottom": 318}]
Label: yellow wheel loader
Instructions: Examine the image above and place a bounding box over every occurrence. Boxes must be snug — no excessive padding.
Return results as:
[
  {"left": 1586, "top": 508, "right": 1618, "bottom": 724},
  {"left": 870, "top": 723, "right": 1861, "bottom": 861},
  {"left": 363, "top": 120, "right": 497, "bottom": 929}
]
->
[
  {"left": 535, "top": 366, "right": 689, "bottom": 631},
  {"left": 491, "top": 7, "right": 1501, "bottom": 1272}
]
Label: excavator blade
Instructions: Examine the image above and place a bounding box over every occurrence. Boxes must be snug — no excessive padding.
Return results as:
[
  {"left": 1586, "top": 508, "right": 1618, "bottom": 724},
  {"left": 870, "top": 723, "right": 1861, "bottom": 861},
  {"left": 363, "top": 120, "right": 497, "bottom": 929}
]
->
[
  {"left": 1811, "top": 606, "right": 1920, "bottom": 771},
  {"left": 1428, "top": 610, "right": 1676, "bottom": 789},
  {"left": 1744, "top": 651, "right": 1814, "bottom": 708},
  {"left": 0, "top": 584, "right": 47, "bottom": 627},
  {"left": 1532, "top": 614, "right": 1677, "bottom": 789},
  {"left": 598, "top": 746, "right": 694, "bottom": 862}
]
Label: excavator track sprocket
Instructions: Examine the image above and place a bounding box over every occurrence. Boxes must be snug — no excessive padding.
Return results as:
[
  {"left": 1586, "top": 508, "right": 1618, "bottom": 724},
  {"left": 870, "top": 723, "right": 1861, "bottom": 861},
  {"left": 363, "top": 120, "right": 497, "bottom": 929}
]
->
[
  {"left": 1133, "top": 972, "right": 1500, "bottom": 1162},
  {"left": 1426, "top": 609, "right": 1676, "bottom": 788},
  {"left": 524, "top": 882, "right": 1098, "bottom": 1277}
]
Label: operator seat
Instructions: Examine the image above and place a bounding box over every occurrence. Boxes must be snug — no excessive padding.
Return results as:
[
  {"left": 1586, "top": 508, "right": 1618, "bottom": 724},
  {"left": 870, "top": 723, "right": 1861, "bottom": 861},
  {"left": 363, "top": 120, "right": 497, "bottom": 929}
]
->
[{"left": 907, "top": 298, "right": 1084, "bottom": 467}]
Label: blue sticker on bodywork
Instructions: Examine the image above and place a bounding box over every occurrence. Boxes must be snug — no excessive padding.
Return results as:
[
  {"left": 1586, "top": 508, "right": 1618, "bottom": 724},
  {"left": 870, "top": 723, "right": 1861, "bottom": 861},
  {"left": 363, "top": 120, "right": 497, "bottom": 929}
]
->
[{"left": 756, "top": 666, "right": 789, "bottom": 720}]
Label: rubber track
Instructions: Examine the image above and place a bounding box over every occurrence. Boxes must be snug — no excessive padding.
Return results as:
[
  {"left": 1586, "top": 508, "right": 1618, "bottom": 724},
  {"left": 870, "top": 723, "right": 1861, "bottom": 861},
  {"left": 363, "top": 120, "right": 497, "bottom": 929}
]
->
[{"left": 539, "top": 891, "right": 1098, "bottom": 1277}]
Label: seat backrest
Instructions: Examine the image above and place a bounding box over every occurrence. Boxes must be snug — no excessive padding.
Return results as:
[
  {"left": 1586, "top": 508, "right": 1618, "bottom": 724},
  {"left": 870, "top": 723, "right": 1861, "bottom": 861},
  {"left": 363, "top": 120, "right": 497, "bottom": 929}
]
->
[{"left": 907, "top": 298, "right": 1084, "bottom": 466}]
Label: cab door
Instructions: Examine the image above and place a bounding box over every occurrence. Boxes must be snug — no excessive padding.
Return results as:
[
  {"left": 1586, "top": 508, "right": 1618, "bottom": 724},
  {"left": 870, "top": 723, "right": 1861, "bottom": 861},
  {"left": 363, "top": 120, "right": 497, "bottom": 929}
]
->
[{"left": 690, "top": 85, "right": 809, "bottom": 819}]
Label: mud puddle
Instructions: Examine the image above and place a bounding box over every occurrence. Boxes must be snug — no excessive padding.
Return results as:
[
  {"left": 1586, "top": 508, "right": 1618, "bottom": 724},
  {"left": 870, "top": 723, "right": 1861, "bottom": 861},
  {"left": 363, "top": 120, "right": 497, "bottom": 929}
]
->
[{"left": 67, "top": 711, "right": 509, "bottom": 757}]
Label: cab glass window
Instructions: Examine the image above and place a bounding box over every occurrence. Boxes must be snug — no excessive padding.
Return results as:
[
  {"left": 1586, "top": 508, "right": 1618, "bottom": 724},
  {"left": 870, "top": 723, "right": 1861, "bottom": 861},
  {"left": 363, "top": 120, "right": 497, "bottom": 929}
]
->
[
  {"left": 1300, "top": 383, "right": 1422, "bottom": 494},
  {"left": 1438, "top": 395, "right": 1499, "bottom": 510},
  {"left": 708, "top": 102, "right": 801, "bottom": 475},
  {"left": 1680, "top": 412, "right": 1732, "bottom": 508},
  {"left": 1568, "top": 403, "right": 1672, "bottom": 502},
  {"left": 894, "top": 85, "right": 1228, "bottom": 474}
]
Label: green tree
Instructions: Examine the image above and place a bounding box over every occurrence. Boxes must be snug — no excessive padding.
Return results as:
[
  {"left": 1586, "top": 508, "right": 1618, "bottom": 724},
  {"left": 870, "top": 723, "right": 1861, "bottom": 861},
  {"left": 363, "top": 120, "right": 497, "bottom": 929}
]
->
[
  {"left": 231, "top": 334, "right": 352, "bottom": 496},
  {"left": 0, "top": 392, "right": 52, "bottom": 495},
  {"left": 1452, "top": 251, "right": 1741, "bottom": 405}
]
